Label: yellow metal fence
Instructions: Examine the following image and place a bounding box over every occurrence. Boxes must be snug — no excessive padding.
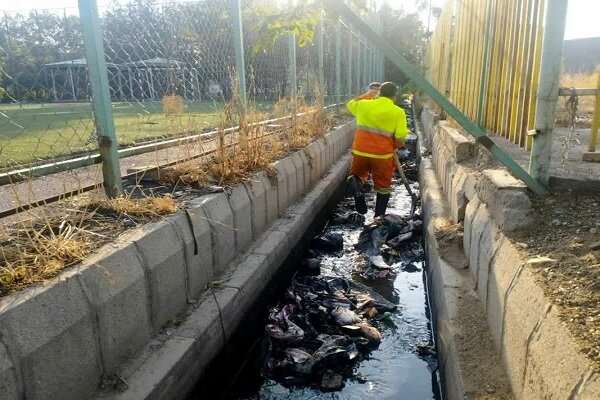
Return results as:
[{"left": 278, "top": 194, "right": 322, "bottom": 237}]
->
[{"left": 427, "top": 0, "right": 546, "bottom": 150}]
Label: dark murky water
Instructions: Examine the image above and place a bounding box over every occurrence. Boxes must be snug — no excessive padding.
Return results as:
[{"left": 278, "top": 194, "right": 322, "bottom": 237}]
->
[{"left": 190, "top": 170, "right": 441, "bottom": 400}]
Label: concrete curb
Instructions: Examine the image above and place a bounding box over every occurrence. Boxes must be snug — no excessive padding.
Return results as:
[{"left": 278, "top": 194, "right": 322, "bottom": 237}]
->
[
  {"left": 427, "top": 115, "right": 532, "bottom": 231},
  {"left": 420, "top": 111, "right": 600, "bottom": 399},
  {"left": 0, "top": 122, "right": 355, "bottom": 400},
  {"left": 94, "top": 153, "right": 352, "bottom": 400},
  {"left": 420, "top": 157, "right": 513, "bottom": 400}
]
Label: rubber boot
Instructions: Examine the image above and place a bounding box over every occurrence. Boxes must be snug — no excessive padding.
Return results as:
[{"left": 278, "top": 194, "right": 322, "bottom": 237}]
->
[
  {"left": 346, "top": 175, "right": 368, "bottom": 214},
  {"left": 374, "top": 193, "right": 391, "bottom": 218}
]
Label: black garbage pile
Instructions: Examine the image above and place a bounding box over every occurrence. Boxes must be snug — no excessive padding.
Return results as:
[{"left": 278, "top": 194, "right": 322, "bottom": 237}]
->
[
  {"left": 354, "top": 213, "right": 424, "bottom": 279},
  {"left": 263, "top": 275, "right": 396, "bottom": 391}
]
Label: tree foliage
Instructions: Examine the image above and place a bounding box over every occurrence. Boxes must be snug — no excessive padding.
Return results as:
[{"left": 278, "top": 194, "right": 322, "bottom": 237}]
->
[{"left": 0, "top": 0, "right": 427, "bottom": 101}]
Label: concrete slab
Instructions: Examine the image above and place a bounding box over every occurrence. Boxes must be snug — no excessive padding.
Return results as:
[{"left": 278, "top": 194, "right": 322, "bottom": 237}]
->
[
  {"left": 212, "top": 287, "right": 243, "bottom": 340},
  {"left": 463, "top": 198, "right": 481, "bottom": 259},
  {"left": 438, "top": 121, "right": 476, "bottom": 162},
  {"left": 0, "top": 271, "right": 102, "bottom": 400},
  {"left": 243, "top": 176, "right": 268, "bottom": 238},
  {"left": 290, "top": 152, "right": 306, "bottom": 197},
  {"left": 475, "top": 218, "right": 501, "bottom": 308},
  {"left": 467, "top": 204, "right": 491, "bottom": 286},
  {"left": 476, "top": 169, "right": 533, "bottom": 232},
  {"left": 132, "top": 222, "right": 188, "bottom": 332},
  {"left": 485, "top": 237, "right": 518, "bottom": 347},
  {"left": 223, "top": 254, "right": 270, "bottom": 307},
  {"left": 280, "top": 156, "right": 298, "bottom": 205},
  {"left": 420, "top": 156, "right": 513, "bottom": 400},
  {"left": 79, "top": 243, "right": 152, "bottom": 374},
  {"left": 198, "top": 193, "right": 236, "bottom": 276},
  {"left": 258, "top": 172, "right": 279, "bottom": 226},
  {"left": 105, "top": 293, "right": 225, "bottom": 400},
  {"left": 304, "top": 141, "right": 322, "bottom": 185},
  {"left": 298, "top": 150, "right": 312, "bottom": 192},
  {"left": 227, "top": 184, "right": 253, "bottom": 253},
  {"left": 449, "top": 169, "right": 468, "bottom": 223},
  {"left": 273, "top": 160, "right": 290, "bottom": 215},
  {"left": 168, "top": 212, "right": 213, "bottom": 300},
  {"left": 0, "top": 341, "right": 19, "bottom": 399},
  {"left": 501, "top": 267, "right": 549, "bottom": 397},
  {"left": 251, "top": 229, "right": 291, "bottom": 267},
  {"left": 523, "top": 306, "right": 600, "bottom": 399}
]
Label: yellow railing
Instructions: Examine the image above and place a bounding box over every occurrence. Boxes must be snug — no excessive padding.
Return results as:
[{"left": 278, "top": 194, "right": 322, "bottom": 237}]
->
[{"left": 427, "top": 0, "right": 546, "bottom": 150}]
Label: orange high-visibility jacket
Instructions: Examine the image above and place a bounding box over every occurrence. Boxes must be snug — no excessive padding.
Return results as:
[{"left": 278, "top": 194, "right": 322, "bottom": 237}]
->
[{"left": 347, "top": 96, "right": 409, "bottom": 159}]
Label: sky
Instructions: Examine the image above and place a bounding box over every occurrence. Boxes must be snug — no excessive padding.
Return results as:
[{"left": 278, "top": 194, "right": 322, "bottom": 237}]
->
[{"left": 0, "top": 0, "right": 600, "bottom": 40}]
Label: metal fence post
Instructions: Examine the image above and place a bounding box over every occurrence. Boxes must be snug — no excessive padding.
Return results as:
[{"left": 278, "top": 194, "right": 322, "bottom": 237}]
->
[
  {"left": 347, "top": 28, "right": 353, "bottom": 95},
  {"left": 288, "top": 32, "right": 297, "bottom": 102},
  {"left": 588, "top": 67, "right": 600, "bottom": 153},
  {"left": 230, "top": 0, "right": 247, "bottom": 106},
  {"left": 335, "top": 19, "right": 342, "bottom": 105},
  {"left": 529, "top": 0, "right": 569, "bottom": 184},
  {"left": 476, "top": 0, "right": 493, "bottom": 125},
  {"left": 356, "top": 39, "right": 362, "bottom": 91},
  {"left": 78, "top": 0, "right": 122, "bottom": 197},
  {"left": 317, "top": 12, "right": 325, "bottom": 91}
]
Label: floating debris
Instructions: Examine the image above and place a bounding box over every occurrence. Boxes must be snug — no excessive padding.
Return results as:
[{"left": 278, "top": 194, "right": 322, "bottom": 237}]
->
[
  {"left": 263, "top": 275, "right": 395, "bottom": 387},
  {"left": 311, "top": 232, "right": 344, "bottom": 253}
]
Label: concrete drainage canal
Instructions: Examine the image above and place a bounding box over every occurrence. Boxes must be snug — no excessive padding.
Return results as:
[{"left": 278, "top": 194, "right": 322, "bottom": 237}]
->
[{"left": 188, "top": 144, "right": 442, "bottom": 399}]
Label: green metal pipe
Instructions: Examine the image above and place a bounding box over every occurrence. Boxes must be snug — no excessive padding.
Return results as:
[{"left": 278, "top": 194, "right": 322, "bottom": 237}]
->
[
  {"left": 347, "top": 27, "right": 353, "bottom": 96},
  {"left": 288, "top": 32, "right": 297, "bottom": 101},
  {"left": 529, "top": 0, "right": 569, "bottom": 184},
  {"left": 317, "top": 12, "right": 325, "bottom": 89},
  {"left": 335, "top": 19, "right": 342, "bottom": 104},
  {"left": 477, "top": 0, "right": 494, "bottom": 125},
  {"left": 230, "top": 0, "right": 247, "bottom": 106},
  {"left": 323, "top": 0, "right": 547, "bottom": 195},
  {"left": 78, "top": 0, "right": 122, "bottom": 197}
]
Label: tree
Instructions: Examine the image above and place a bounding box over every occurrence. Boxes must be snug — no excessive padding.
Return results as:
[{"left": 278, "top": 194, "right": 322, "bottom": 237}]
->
[{"left": 378, "top": 3, "right": 427, "bottom": 91}]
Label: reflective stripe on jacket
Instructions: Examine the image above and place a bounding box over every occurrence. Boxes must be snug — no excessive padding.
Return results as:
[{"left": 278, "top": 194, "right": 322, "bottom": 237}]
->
[{"left": 346, "top": 96, "right": 409, "bottom": 159}]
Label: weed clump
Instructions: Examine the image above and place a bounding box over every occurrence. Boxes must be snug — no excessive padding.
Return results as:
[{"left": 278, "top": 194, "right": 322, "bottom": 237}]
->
[{"left": 0, "top": 194, "right": 177, "bottom": 296}]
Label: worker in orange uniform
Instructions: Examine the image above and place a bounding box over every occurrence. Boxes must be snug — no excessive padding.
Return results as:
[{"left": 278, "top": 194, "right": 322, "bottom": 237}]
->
[{"left": 346, "top": 81, "right": 409, "bottom": 217}]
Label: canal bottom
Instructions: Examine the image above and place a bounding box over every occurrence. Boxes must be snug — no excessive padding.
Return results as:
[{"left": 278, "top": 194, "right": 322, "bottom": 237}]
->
[{"left": 189, "top": 171, "right": 441, "bottom": 400}]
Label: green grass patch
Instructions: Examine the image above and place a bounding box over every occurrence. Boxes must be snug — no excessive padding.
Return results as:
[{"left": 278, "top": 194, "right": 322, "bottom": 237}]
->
[{"left": 0, "top": 100, "right": 274, "bottom": 167}]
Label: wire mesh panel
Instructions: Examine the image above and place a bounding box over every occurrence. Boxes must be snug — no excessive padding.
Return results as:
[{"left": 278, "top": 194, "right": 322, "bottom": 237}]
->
[
  {"left": 244, "top": 25, "right": 289, "bottom": 103},
  {"left": 100, "top": 0, "right": 236, "bottom": 145},
  {"left": 0, "top": 7, "right": 97, "bottom": 169},
  {"left": 323, "top": 18, "right": 338, "bottom": 104}
]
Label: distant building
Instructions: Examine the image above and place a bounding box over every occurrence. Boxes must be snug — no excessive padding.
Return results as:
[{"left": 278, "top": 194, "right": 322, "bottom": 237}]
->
[{"left": 563, "top": 37, "right": 600, "bottom": 74}]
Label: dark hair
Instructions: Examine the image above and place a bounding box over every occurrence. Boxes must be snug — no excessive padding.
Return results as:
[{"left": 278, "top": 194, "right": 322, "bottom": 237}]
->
[{"left": 380, "top": 82, "right": 398, "bottom": 99}]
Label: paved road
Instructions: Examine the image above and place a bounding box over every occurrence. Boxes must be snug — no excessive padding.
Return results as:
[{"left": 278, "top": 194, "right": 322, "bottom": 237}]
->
[
  {"left": 0, "top": 129, "right": 264, "bottom": 218},
  {"left": 492, "top": 127, "right": 600, "bottom": 186}
]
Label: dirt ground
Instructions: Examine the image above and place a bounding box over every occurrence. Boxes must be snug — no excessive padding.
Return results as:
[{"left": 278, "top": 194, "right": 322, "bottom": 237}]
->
[{"left": 510, "top": 193, "right": 600, "bottom": 369}]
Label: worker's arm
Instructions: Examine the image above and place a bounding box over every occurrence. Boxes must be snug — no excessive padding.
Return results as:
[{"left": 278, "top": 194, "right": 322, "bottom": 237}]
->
[
  {"left": 346, "top": 89, "right": 378, "bottom": 115},
  {"left": 394, "top": 108, "right": 409, "bottom": 148}
]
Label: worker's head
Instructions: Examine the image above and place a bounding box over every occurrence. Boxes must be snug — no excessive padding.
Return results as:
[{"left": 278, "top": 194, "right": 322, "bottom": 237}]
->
[
  {"left": 379, "top": 82, "right": 398, "bottom": 99},
  {"left": 368, "top": 82, "right": 382, "bottom": 90}
]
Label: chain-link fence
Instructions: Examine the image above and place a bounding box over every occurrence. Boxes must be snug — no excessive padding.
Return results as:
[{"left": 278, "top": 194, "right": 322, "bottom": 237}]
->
[{"left": 0, "top": 0, "right": 383, "bottom": 215}]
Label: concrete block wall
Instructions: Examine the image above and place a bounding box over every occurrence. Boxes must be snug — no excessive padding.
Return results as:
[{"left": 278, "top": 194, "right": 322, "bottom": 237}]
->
[
  {"left": 420, "top": 107, "right": 600, "bottom": 399},
  {"left": 0, "top": 123, "right": 355, "bottom": 400}
]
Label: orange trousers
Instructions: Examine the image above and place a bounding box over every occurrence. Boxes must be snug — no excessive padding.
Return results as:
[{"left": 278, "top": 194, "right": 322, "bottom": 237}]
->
[{"left": 350, "top": 155, "right": 395, "bottom": 193}]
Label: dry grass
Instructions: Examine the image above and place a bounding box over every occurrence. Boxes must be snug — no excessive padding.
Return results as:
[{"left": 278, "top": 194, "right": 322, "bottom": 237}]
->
[
  {"left": 0, "top": 80, "right": 338, "bottom": 297},
  {"left": 0, "top": 194, "right": 178, "bottom": 296},
  {"left": 85, "top": 195, "right": 178, "bottom": 217},
  {"left": 0, "top": 213, "right": 92, "bottom": 295},
  {"left": 160, "top": 85, "right": 334, "bottom": 188}
]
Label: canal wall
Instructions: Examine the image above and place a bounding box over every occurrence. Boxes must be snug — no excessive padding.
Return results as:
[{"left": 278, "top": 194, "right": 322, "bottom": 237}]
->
[
  {"left": 419, "top": 106, "right": 600, "bottom": 400},
  {"left": 0, "top": 123, "right": 355, "bottom": 400}
]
